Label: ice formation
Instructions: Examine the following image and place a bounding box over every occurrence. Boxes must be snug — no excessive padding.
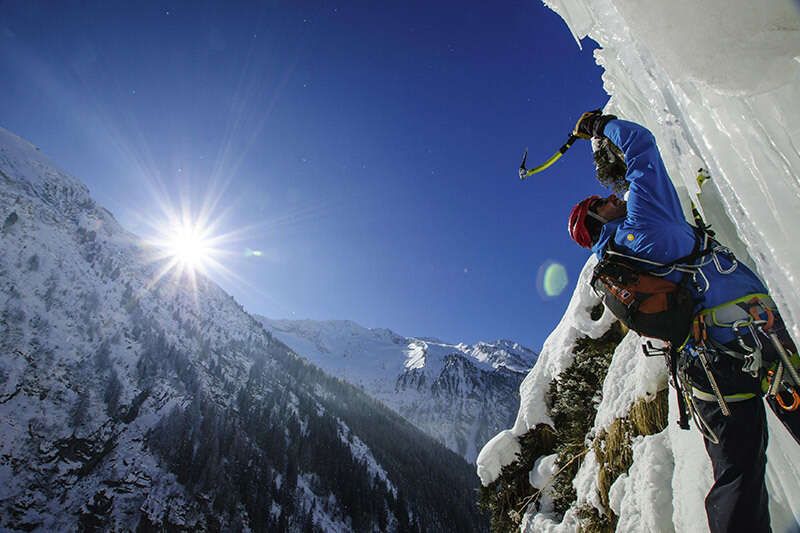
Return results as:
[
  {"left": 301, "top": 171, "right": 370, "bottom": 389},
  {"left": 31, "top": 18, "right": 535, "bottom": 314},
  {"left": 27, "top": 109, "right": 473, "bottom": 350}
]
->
[{"left": 478, "top": 1, "right": 800, "bottom": 531}]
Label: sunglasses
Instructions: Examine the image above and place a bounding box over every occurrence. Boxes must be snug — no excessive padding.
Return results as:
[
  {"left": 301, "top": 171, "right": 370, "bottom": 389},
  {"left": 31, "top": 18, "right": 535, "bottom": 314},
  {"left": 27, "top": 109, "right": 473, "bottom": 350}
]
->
[
  {"left": 587, "top": 197, "right": 610, "bottom": 224},
  {"left": 590, "top": 197, "right": 610, "bottom": 211}
]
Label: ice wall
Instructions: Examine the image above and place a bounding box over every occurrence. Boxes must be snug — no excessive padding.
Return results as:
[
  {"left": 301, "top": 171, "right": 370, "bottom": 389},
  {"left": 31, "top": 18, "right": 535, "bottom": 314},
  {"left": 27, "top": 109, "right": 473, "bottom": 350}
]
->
[
  {"left": 477, "top": 3, "right": 800, "bottom": 531},
  {"left": 545, "top": 0, "right": 800, "bottom": 341},
  {"left": 543, "top": 0, "right": 800, "bottom": 529}
]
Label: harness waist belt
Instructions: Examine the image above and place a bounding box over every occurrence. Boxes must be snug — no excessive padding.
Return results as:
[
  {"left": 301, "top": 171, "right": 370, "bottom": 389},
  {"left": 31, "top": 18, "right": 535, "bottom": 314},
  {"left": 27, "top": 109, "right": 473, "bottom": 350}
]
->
[
  {"left": 699, "top": 293, "right": 775, "bottom": 328},
  {"left": 692, "top": 387, "right": 757, "bottom": 403}
]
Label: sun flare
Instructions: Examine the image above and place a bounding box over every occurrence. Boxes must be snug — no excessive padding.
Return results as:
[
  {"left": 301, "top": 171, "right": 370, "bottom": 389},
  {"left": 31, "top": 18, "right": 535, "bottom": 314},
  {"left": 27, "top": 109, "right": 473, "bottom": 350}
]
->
[
  {"left": 137, "top": 179, "right": 269, "bottom": 299},
  {"left": 167, "top": 224, "right": 213, "bottom": 270},
  {"left": 144, "top": 208, "right": 227, "bottom": 289}
]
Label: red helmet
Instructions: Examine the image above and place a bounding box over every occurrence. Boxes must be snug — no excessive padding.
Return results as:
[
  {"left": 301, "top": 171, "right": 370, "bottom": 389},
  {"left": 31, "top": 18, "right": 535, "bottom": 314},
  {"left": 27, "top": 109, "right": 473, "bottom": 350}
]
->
[{"left": 568, "top": 195, "right": 601, "bottom": 248}]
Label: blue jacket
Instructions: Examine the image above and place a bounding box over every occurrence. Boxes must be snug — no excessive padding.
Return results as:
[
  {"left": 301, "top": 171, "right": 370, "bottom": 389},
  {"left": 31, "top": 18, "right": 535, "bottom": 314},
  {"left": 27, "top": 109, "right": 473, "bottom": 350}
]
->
[{"left": 590, "top": 119, "right": 767, "bottom": 344}]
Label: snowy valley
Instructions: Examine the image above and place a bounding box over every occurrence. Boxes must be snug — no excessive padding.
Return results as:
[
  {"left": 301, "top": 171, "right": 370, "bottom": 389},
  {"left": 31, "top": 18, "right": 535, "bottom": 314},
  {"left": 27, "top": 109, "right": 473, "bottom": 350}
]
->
[
  {"left": 0, "top": 128, "right": 485, "bottom": 531},
  {"left": 258, "top": 317, "right": 537, "bottom": 463}
]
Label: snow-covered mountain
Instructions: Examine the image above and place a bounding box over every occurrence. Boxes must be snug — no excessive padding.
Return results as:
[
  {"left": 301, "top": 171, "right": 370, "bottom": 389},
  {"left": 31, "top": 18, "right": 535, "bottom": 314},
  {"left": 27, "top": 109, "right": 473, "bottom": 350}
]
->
[
  {"left": 479, "top": 1, "right": 800, "bottom": 532},
  {"left": 257, "top": 317, "right": 538, "bottom": 463},
  {"left": 0, "top": 127, "right": 486, "bottom": 531}
]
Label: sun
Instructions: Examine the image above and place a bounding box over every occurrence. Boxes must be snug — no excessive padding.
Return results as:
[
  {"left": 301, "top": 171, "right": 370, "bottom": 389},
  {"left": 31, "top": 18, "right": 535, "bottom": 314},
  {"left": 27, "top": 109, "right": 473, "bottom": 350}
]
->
[
  {"left": 166, "top": 223, "right": 213, "bottom": 270},
  {"left": 136, "top": 180, "right": 266, "bottom": 298},
  {"left": 144, "top": 208, "right": 227, "bottom": 289}
]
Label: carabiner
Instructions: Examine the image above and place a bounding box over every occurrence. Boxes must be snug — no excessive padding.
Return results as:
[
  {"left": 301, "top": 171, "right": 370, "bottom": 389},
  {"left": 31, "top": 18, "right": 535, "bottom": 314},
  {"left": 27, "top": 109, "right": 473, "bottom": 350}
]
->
[
  {"left": 711, "top": 246, "right": 738, "bottom": 275},
  {"left": 692, "top": 267, "right": 711, "bottom": 293},
  {"left": 776, "top": 384, "right": 800, "bottom": 412}
]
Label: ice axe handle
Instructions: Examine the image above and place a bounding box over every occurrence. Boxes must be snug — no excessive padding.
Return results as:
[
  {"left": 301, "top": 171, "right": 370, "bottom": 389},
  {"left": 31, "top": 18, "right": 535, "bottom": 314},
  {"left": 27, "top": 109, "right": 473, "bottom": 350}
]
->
[{"left": 518, "top": 134, "right": 579, "bottom": 180}]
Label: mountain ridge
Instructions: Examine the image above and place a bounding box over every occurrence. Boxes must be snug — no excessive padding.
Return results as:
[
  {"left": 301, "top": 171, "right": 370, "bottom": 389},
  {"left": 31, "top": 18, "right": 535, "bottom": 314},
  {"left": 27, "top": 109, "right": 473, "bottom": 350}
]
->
[
  {"left": 0, "top": 126, "right": 486, "bottom": 531},
  {"left": 258, "top": 316, "right": 538, "bottom": 463}
]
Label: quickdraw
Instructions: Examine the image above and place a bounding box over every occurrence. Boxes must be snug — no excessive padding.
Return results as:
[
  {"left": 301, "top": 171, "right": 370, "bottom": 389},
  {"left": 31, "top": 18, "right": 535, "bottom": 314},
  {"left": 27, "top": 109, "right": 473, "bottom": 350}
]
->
[{"left": 731, "top": 318, "right": 763, "bottom": 377}]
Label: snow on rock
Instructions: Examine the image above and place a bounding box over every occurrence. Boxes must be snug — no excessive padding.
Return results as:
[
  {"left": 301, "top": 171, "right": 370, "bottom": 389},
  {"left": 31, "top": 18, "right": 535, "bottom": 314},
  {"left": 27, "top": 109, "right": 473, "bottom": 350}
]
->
[
  {"left": 593, "top": 332, "right": 667, "bottom": 431},
  {"left": 571, "top": 447, "right": 603, "bottom": 521},
  {"left": 476, "top": 430, "right": 521, "bottom": 486},
  {"left": 529, "top": 453, "right": 558, "bottom": 514},
  {"left": 512, "top": 256, "right": 615, "bottom": 436},
  {"left": 404, "top": 340, "right": 429, "bottom": 371},
  {"left": 522, "top": 506, "right": 582, "bottom": 533},
  {"left": 529, "top": 453, "right": 558, "bottom": 490},
  {"left": 608, "top": 433, "right": 675, "bottom": 533},
  {"left": 467, "top": 341, "right": 540, "bottom": 374}
]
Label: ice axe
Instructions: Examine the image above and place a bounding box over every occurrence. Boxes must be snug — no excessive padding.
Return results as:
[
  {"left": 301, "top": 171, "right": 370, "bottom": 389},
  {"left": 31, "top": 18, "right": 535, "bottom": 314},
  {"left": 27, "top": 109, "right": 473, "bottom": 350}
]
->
[
  {"left": 518, "top": 134, "right": 579, "bottom": 180},
  {"left": 519, "top": 110, "right": 612, "bottom": 180}
]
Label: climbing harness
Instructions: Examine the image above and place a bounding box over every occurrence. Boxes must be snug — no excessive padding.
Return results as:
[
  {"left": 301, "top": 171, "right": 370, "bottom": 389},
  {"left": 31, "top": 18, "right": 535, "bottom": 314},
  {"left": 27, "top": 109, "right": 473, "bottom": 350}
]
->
[
  {"left": 518, "top": 134, "right": 578, "bottom": 180},
  {"left": 604, "top": 228, "right": 737, "bottom": 296},
  {"left": 699, "top": 295, "right": 800, "bottom": 390},
  {"left": 646, "top": 333, "right": 725, "bottom": 443},
  {"left": 678, "top": 296, "right": 800, "bottom": 441},
  {"left": 591, "top": 218, "right": 727, "bottom": 349}
]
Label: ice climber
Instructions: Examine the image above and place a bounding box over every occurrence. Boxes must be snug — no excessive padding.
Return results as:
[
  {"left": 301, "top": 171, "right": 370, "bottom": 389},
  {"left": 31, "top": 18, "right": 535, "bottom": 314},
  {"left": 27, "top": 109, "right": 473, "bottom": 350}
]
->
[{"left": 566, "top": 111, "right": 800, "bottom": 533}]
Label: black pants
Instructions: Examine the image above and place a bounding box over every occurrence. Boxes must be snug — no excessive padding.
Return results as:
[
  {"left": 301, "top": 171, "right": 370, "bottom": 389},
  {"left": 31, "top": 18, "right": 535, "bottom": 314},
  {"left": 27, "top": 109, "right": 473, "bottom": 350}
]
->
[{"left": 694, "top": 397, "right": 771, "bottom": 533}]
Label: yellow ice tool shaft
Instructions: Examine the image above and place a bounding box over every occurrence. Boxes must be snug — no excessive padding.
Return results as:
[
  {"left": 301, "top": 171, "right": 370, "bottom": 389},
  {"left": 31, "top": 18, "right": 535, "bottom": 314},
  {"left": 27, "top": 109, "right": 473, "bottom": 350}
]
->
[{"left": 519, "top": 135, "right": 578, "bottom": 180}]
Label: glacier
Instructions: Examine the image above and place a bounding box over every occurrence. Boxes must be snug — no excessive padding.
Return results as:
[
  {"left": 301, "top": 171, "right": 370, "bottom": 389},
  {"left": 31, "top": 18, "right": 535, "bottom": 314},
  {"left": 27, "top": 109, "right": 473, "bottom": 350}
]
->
[{"left": 478, "top": 1, "right": 800, "bottom": 532}]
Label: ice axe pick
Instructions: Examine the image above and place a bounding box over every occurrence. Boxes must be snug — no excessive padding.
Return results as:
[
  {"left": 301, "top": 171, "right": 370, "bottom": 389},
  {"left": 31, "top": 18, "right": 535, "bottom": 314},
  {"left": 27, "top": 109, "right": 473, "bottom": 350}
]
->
[{"left": 518, "top": 134, "right": 579, "bottom": 180}]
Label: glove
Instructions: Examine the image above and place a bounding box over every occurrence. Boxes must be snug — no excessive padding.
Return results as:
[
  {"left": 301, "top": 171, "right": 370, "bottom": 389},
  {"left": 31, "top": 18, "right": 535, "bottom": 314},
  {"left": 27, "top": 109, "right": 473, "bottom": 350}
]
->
[{"left": 573, "top": 110, "right": 617, "bottom": 139}]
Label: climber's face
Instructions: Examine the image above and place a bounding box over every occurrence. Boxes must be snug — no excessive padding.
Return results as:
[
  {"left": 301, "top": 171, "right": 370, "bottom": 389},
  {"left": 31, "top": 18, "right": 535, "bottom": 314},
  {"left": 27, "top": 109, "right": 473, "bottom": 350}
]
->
[{"left": 592, "top": 194, "right": 627, "bottom": 221}]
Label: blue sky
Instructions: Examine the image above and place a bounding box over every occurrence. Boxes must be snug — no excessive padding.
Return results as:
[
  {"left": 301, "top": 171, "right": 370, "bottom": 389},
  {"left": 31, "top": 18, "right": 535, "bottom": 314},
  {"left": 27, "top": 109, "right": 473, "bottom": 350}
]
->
[{"left": 0, "top": 1, "right": 608, "bottom": 349}]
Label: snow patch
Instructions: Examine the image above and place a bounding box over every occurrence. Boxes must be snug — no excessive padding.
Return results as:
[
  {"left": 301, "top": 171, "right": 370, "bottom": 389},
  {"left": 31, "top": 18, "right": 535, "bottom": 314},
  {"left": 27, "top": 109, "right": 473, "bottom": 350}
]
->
[
  {"left": 476, "top": 430, "right": 521, "bottom": 486},
  {"left": 336, "top": 419, "right": 397, "bottom": 497},
  {"left": 593, "top": 332, "right": 667, "bottom": 431},
  {"left": 609, "top": 432, "right": 675, "bottom": 533},
  {"left": 296, "top": 474, "right": 350, "bottom": 533}
]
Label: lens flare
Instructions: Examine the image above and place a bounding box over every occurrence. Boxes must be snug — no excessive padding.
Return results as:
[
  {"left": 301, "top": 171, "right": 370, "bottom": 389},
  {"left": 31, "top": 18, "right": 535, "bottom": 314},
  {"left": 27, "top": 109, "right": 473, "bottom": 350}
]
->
[{"left": 536, "top": 261, "right": 568, "bottom": 299}]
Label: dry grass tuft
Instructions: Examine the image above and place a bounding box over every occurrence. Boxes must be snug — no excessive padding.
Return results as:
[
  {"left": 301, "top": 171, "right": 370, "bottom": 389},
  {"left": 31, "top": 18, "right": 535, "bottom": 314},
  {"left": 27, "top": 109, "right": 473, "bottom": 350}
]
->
[{"left": 589, "top": 388, "right": 669, "bottom": 530}]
